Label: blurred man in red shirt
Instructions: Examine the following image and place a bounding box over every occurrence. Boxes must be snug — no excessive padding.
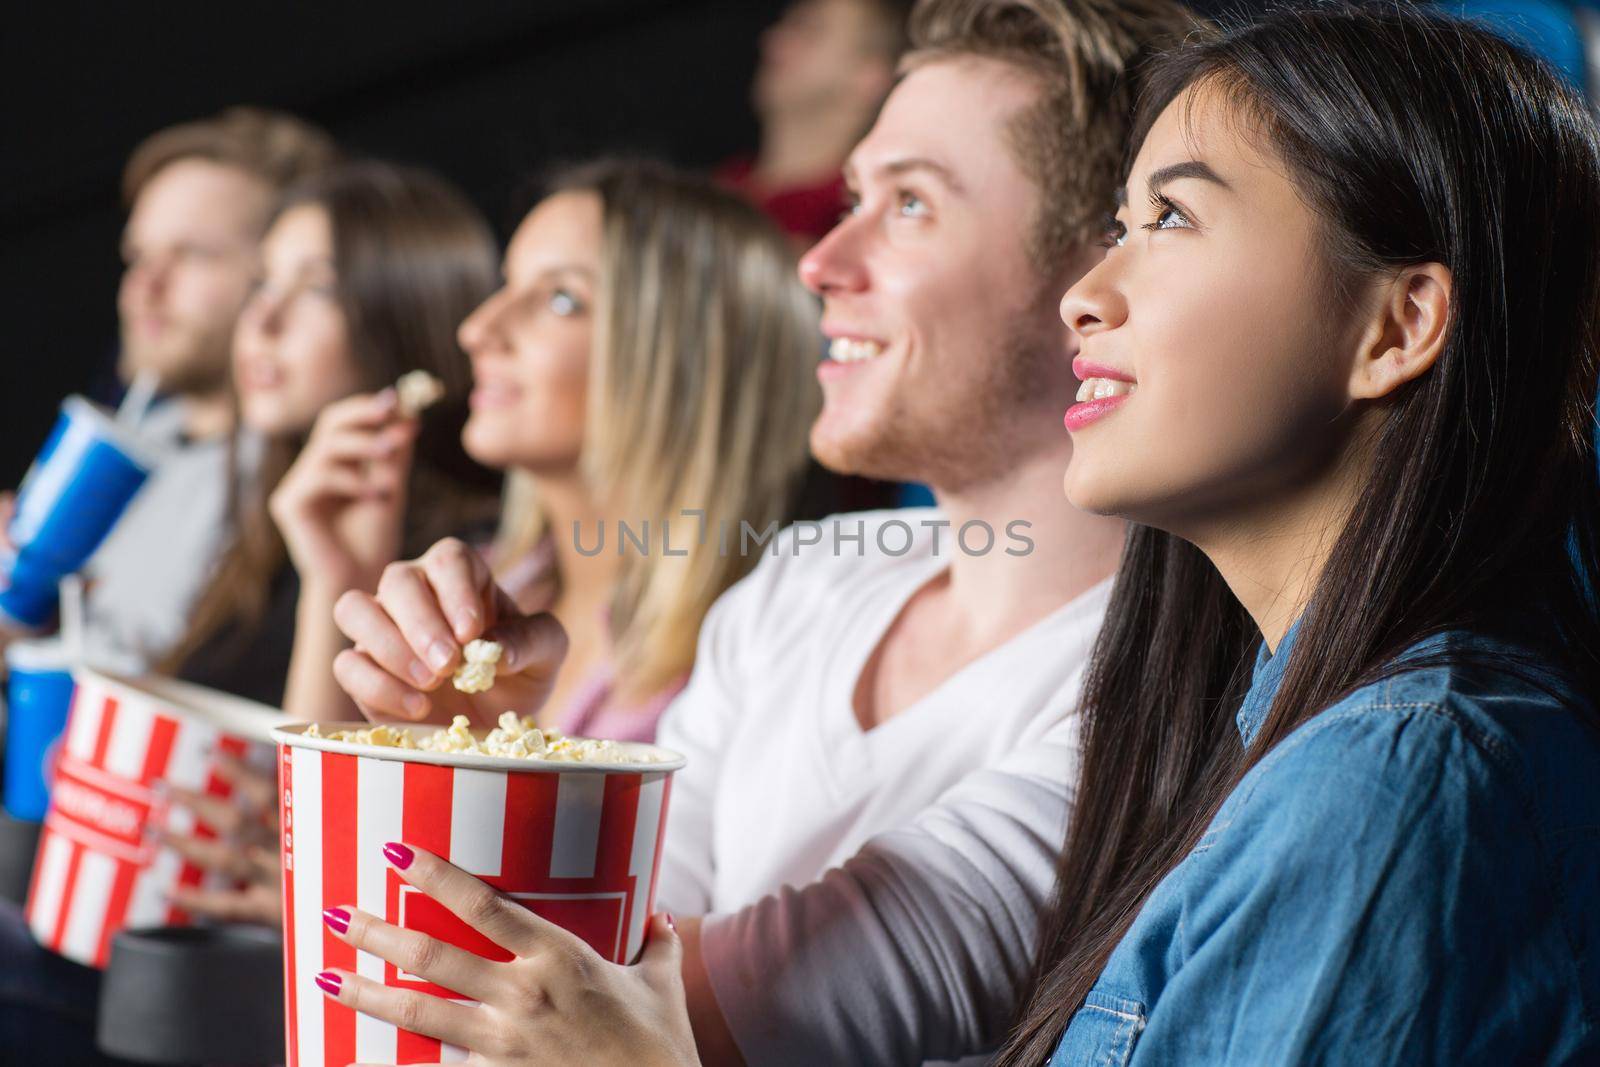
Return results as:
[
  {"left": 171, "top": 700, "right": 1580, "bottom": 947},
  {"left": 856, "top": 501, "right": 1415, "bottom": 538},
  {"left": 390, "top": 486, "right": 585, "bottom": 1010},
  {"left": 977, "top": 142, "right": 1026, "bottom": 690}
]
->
[{"left": 719, "top": 0, "right": 912, "bottom": 249}]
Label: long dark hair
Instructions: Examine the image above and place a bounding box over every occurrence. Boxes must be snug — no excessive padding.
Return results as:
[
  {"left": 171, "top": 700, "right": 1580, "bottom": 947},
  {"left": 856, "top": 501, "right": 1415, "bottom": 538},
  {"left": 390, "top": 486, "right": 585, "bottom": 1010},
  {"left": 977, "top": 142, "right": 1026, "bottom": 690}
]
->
[
  {"left": 1000, "top": 7, "right": 1600, "bottom": 1062},
  {"left": 164, "top": 161, "right": 503, "bottom": 673}
]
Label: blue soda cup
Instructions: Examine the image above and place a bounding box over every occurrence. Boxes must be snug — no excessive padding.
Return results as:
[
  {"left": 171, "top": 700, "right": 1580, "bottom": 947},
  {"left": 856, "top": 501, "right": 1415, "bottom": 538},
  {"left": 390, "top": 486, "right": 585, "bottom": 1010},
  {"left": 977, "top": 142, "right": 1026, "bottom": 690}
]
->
[
  {"left": 1, "top": 397, "right": 157, "bottom": 630},
  {"left": 3, "top": 640, "right": 75, "bottom": 822}
]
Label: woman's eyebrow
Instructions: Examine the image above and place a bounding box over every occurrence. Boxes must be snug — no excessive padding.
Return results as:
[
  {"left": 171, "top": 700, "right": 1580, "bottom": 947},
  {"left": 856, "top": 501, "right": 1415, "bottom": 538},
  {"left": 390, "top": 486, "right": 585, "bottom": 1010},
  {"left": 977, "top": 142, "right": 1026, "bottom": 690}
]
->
[
  {"left": 506, "top": 262, "right": 594, "bottom": 285},
  {"left": 537, "top": 264, "right": 594, "bottom": 283},
  {"left": 1148, "top": 159, "right": 1231, "bottom": 195}
]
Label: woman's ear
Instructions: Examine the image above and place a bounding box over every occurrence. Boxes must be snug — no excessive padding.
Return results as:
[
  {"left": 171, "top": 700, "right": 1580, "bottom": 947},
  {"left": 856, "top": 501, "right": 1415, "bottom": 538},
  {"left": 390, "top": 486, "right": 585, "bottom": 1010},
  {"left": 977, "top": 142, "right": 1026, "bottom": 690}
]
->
[{"left": 1349, "top": 262, "right": 1452, "bottom": 401}]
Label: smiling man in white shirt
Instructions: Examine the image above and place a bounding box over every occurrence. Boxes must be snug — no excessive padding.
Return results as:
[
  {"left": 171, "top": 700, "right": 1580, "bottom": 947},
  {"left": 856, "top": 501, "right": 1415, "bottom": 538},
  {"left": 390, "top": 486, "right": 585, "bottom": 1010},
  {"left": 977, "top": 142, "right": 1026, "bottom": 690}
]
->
[{"left": 653, "top": 4, "right": 1183, "bottom": 1062}]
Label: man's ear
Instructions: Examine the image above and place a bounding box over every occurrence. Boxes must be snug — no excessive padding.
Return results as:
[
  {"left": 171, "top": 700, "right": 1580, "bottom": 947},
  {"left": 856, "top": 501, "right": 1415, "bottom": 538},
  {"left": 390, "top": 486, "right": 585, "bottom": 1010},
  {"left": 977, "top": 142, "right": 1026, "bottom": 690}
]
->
[{"left": 1348, "top": 261, "right": 1452, "bottom": 401}]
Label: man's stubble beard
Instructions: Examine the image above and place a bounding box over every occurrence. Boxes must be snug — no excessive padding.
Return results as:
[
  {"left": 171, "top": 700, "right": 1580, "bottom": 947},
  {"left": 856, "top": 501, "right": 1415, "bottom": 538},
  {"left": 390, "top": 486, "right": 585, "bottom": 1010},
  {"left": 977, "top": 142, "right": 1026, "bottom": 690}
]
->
[
  {"left": 811, "top": 311, "right": 1069, "bottom": 494},
  {"left": 119, "top": 314, "right": 235, "bottom": 399}
]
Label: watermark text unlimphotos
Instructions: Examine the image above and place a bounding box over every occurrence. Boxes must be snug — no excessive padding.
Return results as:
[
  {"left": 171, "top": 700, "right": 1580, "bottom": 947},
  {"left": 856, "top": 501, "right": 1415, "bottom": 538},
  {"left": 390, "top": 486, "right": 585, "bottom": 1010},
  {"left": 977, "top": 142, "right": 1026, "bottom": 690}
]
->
[{"left": 571, "top": 510, "right": 1035, "bottom": 558}]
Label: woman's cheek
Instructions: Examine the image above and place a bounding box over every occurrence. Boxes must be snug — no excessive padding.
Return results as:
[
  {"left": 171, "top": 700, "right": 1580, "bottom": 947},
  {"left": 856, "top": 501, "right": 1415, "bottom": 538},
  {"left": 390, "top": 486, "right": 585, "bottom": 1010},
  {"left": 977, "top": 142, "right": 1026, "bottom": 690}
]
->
[{"left": 286, "top": 333, "right": 360, "bottom": 426}]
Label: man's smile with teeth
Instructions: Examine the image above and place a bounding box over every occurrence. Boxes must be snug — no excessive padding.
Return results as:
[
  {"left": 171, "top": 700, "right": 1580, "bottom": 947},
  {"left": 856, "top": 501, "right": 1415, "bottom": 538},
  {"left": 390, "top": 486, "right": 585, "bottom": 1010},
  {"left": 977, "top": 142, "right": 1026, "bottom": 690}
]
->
[{"left": 828, "top": 337, "right": 886, "bottom": 363}]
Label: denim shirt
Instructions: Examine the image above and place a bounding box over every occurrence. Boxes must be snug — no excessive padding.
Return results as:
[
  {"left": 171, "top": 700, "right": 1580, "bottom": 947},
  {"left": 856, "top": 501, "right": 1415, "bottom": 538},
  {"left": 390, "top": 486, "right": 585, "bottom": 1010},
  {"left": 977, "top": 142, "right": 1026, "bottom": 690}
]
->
[{"left": 1049, "top": 626, "right": 1600, "bottom": 1066}]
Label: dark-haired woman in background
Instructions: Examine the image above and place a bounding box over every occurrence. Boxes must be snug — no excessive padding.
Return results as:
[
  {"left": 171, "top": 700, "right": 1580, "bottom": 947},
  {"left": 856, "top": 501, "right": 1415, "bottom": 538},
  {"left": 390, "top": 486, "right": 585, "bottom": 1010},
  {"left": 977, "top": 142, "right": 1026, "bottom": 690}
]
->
[
  {"left": 306, "top": 7, "right": 1599, "bottom": 1065},
  {"left": 161, "top": 161, "right": 501, "bottom": 710}
]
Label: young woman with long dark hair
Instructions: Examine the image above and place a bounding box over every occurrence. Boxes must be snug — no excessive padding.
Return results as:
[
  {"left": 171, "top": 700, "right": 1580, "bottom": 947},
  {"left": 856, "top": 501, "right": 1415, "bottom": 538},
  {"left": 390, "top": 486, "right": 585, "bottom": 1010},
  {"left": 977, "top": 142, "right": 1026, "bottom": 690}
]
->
[
  {"left": 1002, "top": 5, "right": 1600, "bottom": 1062},
  {"left": 156, "top": 161, "right": 502, "bottom": 924},
  {"left": 300, "top": 6, "right": 1600, "bottom": 1064},
  {"left": 163, "top": 160, "right": 501, "bottom": 710}
]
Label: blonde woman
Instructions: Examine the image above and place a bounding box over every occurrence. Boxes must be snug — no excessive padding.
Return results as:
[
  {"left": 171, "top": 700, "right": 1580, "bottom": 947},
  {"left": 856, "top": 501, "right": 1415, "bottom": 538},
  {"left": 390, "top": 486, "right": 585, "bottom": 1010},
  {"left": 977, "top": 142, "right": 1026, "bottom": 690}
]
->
[{"left": 329, "top": 159, "right": 820, "bottom": 738}]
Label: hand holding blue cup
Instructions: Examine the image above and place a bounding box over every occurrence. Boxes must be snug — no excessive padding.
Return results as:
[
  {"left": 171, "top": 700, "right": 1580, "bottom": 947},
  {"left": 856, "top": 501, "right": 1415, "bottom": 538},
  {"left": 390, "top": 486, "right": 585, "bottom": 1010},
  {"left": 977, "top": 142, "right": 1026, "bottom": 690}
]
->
[
  {"left": 2, "top": 639, "right": 75, "bottom": 822},
  {"left": 0, "top": 397, "right": 158, "bottom": 630}
]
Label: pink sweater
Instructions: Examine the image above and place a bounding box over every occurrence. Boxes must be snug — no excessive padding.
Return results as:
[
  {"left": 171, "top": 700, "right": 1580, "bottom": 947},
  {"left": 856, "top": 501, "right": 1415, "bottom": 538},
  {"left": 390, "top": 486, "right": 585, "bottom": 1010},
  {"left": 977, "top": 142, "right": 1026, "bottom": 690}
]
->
[
  {"left": 496, "top": 540, "right": 683, "bottom": 743},
  {"left": 548, "top": 664, "right": 684, "bottom": 743}
]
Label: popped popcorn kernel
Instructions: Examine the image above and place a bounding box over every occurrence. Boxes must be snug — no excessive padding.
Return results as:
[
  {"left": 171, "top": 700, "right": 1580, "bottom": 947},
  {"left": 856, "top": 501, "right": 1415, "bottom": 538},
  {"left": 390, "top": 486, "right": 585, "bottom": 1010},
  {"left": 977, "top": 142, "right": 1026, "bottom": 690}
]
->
[
  {"left": 452, "top": 639, "right": 502, "bottom": 694},
  {"left": 394, "top": 370, "right": 446, "bottom": 417}
]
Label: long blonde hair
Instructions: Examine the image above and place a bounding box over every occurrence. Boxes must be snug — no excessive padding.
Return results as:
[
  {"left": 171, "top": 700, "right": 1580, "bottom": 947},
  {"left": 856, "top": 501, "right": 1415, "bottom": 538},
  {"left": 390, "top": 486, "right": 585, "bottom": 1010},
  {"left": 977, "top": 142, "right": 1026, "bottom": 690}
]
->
[{"left": 496, "top": 160, "right": 820, "bottom": 703}]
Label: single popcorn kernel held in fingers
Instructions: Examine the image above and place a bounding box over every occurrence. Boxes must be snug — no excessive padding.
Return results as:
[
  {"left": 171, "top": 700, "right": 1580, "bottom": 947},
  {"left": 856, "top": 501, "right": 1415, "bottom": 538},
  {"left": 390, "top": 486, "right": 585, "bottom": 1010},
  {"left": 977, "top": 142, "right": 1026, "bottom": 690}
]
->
[
  {"left": 452, "top": 639, "right": 503, "bottom": 694},
  {"left": 394, "top": 369, "right": 446, "bottom": 418}
]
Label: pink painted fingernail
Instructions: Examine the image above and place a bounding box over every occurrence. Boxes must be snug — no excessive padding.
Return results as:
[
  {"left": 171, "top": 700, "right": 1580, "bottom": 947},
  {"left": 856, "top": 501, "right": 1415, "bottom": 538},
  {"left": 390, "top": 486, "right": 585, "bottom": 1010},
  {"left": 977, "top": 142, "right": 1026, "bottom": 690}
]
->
[
  {"left": 663, "top": 912, "right": 677, "bottom": 932},
  {"left": 383, "top": 842, "right": 414, "bottom": 869},
  {"left": 315, "top": 971, "right": 342, "bottom": 997},
  {"left": 322, "top": 907, "right": 351, "bottom": 934}
]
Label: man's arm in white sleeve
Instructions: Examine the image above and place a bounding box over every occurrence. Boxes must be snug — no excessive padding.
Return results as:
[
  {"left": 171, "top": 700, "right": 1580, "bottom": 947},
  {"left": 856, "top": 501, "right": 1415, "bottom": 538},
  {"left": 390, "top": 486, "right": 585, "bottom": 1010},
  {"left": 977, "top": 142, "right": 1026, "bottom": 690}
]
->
[{"left": 696, "top": 713, "right": 1080, "bottom": 1066}]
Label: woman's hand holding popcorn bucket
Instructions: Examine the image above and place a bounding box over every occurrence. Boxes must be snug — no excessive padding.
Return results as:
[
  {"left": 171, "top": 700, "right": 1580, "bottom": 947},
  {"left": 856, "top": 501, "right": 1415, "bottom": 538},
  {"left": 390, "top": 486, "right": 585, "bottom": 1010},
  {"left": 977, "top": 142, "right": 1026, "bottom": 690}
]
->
[
  {"left": 267, "top": 534, "right": 690, "bottom": 1065},
  {"left": 311, "top": 842, "right": 698, "bottom": 1067}
]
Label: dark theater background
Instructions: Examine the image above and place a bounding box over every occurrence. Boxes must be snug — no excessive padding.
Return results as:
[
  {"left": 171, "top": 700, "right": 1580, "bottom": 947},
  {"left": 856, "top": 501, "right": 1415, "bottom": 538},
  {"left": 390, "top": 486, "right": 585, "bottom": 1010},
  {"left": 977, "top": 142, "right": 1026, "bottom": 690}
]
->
[{"left": 0, "top": 0, "right": 787, "bottom": 487}]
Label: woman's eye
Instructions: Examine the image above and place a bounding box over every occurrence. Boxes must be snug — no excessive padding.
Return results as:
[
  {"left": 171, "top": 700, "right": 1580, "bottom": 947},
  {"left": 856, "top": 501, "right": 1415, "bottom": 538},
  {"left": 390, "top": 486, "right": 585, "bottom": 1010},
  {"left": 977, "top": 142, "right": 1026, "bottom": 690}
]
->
[
  {"left": 1102, "top": 216, "right": 1128, "bottom": 248},
  {"left": 549, "top": 289, "right": 582, "bottom": 316},
  {"left": 897, "top": 191, "right": 929, "bottom": 218},
  {"left": 1142, "top": 195, "right": 1193, "bottom": 234}
]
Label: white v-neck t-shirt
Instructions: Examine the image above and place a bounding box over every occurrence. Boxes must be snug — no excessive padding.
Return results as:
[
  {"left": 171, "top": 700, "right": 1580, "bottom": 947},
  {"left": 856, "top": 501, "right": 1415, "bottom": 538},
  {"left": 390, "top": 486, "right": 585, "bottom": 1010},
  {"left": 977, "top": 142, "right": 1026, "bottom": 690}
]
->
[{"left": 655, "top": 509, "right": 1113, "bottom": 1066}]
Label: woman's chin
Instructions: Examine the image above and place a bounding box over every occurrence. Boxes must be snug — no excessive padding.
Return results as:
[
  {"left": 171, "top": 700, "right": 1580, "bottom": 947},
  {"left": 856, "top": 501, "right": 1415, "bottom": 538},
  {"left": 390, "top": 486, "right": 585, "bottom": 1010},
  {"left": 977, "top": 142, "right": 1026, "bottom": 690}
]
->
[
  {"left": 241, "top": 403, "right": 309, "bottom": 440},
  {"left": 1061, "top": 465, "right": 1134, "bottom": 518},
  {"left": 462, "top": 419, "right": 519, "bottom": 467},
  {"left": 463, "top": 425, "right": 579, "bottom": 476}
]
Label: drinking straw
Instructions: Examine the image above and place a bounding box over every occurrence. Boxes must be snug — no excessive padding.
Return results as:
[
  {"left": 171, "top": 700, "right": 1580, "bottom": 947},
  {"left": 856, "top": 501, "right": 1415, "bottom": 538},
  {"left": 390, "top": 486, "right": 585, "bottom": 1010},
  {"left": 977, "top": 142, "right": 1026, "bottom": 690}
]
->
[
  {"left": 116, "top": 370, "right": 159, "bottom": 429},
  {"left": 59, "top": 574, "right": 85, "bottom": 666}
]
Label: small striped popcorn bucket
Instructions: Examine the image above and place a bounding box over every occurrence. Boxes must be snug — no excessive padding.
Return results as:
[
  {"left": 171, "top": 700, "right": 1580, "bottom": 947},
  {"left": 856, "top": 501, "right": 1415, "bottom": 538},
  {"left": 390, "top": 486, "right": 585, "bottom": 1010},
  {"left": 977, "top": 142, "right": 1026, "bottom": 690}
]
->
[
  {"left": 25, "top": 668, "right": 287, "bottom": 966},
  {"left": 272, "top": 722, "right": 683, "bottom": 1067}
]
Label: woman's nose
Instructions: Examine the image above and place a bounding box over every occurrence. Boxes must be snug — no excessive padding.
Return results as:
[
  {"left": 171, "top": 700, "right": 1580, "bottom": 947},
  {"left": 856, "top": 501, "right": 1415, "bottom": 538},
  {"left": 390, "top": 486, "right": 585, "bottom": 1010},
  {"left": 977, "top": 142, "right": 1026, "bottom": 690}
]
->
[
  {"left": 1059, "top": 258, "right": 1127, "bottom": 338},
  {"left": 458, "top": 288, "right": 508, "bottom": 356}
]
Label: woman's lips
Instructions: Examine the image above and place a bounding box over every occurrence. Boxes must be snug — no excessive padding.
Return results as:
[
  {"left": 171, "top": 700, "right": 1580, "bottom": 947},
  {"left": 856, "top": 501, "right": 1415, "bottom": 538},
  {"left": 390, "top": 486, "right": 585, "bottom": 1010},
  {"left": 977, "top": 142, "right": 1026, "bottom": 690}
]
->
[
  {"left": 1063, "top": 393, "right": 1131, "bottom": 432},
  {"left": 234, "top": 362, "right": 283, "bottom": 391},
  {"left": 469, "top": 383, "right": 522, "bottom": 410},
  {"left": 1071, "top": 356, "right": 1136, "bottom": 383},
  {"left": 1065, "top": 359, "right": 1136, "bottom": 432}
]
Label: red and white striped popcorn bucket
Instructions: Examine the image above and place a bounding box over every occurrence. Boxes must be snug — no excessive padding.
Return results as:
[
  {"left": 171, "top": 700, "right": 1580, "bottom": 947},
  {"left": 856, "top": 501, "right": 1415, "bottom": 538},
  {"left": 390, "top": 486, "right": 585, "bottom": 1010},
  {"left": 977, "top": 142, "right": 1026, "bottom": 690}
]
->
[
  {"left": 273, "top": 722, "right": 684, "bottom": 1066},
  {"left": 24, "top": 667, "right": 288, "bottom": 967}
]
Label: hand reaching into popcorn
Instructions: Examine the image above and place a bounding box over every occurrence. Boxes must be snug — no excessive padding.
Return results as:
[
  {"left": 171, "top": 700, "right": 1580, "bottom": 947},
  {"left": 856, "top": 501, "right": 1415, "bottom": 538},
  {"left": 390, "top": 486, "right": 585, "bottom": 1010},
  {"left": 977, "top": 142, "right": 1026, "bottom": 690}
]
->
[{"left": 332, "top": 537, "right": 569, "bottom": 727}]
